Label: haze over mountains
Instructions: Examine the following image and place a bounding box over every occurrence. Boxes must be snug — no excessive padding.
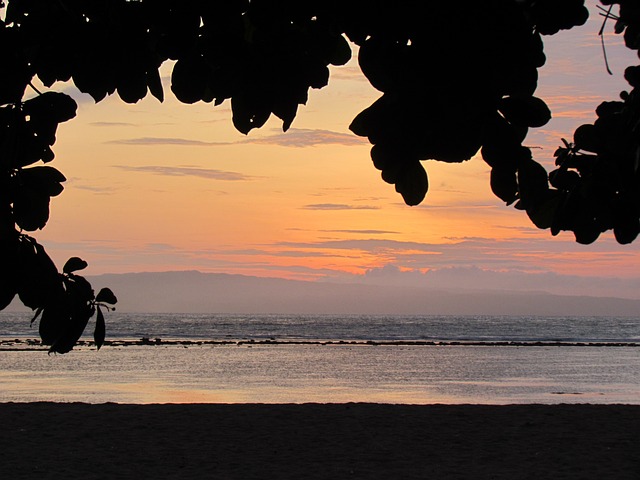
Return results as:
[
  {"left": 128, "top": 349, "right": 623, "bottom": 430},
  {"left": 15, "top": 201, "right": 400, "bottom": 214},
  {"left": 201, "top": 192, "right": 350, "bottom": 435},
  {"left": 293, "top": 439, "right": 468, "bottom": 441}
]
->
[{"left": 78, "top": 270, "right": 640, "bottom": 316}]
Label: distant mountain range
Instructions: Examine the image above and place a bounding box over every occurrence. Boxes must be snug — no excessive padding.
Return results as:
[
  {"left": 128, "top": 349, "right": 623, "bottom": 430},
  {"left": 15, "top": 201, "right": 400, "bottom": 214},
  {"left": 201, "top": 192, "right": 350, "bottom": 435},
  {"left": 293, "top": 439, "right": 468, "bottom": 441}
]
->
[{"left": 58, "top": 270, "right": 640, "bottom": 316}]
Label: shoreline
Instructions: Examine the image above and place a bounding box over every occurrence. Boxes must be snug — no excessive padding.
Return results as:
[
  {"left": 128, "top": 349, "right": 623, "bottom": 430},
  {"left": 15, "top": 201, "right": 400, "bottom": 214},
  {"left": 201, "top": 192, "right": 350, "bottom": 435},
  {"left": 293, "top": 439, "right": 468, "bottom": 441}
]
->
[{"left": 1, "top": 403, "right": 639, "bottom": 479}]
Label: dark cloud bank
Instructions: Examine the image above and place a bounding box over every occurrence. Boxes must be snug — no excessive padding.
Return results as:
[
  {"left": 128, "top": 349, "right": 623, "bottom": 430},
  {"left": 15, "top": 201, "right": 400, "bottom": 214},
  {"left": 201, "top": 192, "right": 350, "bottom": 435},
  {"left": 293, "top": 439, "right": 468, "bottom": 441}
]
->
[{"left": 84, "top": 271, "right": 640, "bottom": 315}]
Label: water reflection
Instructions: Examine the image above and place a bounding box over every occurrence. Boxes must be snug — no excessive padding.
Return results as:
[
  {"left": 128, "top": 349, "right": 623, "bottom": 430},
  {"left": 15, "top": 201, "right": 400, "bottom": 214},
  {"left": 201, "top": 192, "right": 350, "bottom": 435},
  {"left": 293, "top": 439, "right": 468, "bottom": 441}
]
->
[{"left": 1, "top": 344, "right": 639, "bottom": 404}]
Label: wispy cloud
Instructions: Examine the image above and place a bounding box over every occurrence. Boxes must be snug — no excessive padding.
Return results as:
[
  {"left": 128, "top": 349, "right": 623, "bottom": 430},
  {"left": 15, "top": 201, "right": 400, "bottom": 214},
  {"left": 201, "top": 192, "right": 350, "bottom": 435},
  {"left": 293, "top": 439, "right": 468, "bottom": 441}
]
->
[
  {"left": 114, "top": 165, "right": 255, "bottom": 181},
  {"left": 302, "top": 203, "right": 380, "bottom": 210},
  {"left": 90, "top": 121, "right": 137, "bottom": 127},
  {"left": 322, "top": 229, "right": 400, "bottom": 235},
  {"left": 71, "top": 184, "right": 119, "bottom": 194},
  {"left": 108, "top": 128, "right": 366, "bottom": 149},
  {"left": 249, "top": 129, "right": 366, "bottom": 147},
  {"left": 273, "top": 235, "right": 640, "bottom": 276},
  {"left": 329, "top": 65, "right": 369, "bottom": 82},
  {"left": 65, "top": 177, "right": 120, "bottom": 195},
  {"left": 110, "top": 137, "right": 229, "bottom": 146},
  {"left": 220, "top": 248, "right": 343, "bottom": 259}
]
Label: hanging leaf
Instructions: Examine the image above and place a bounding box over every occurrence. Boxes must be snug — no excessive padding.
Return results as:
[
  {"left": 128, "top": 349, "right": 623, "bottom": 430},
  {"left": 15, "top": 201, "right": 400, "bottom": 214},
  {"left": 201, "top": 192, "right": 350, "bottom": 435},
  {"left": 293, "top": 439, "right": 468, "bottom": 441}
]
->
[
  {"left": 517, "top": 158, "right": 549, "bottom": 209},
  {"left": 30, "top": 307, "right": 43, "bottom": 326},
  {"left": 395, "top": 161, "right": 428, "bottom": 206},
  {"left": 272, "top": 99, "right": 298, "bottom": 132},
  {"left": 48, "top": 308, "right": 93, "bottom": 354},
  {"left": 39, "top": 302, "right": 68, "bottom": 346},
  {"left": 171, "top": 56, "right": 208, "bottom": 104},
  {"left": 231, "top": 95, "right": 271, "bottom": 135},
  {"left": 62, "top": 257, "right": 88, "bottom": 274},
  {"left": 328, "top": 34, "right": 352, "bottom": 66},
  {"left": 117, "top": 70, "right": 148, "bottom": 104},
  {"left": 147, "top": 68, "right": 165, "bottom": 102},
  {"left": 94, "top": 307, "right": 105, "bottom": 350},
  {"left": 525, "top": 190, "right": 562, "bottom": 230},
  {"left": 13, "top": 188, "right": 51, "bottom": 231},
  {"left": 17, "top": 240, "right": 63, "bottom": 310},
  {"left": 96, "top": 287, "right": 118, "bottom": 305},
  {"left": 490, "top": 168, "right": 518, "bottom": 204},
  {"left": 0, "top": 238, "right": 18, "bottom": 310}
]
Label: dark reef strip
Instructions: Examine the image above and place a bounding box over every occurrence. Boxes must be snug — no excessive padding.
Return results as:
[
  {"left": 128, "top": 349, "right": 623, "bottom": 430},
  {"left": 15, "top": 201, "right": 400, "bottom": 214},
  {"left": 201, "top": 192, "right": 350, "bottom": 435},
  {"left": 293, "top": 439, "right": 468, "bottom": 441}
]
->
[{"left": 1, "top": 337, "right": 639, "bottom": 350}]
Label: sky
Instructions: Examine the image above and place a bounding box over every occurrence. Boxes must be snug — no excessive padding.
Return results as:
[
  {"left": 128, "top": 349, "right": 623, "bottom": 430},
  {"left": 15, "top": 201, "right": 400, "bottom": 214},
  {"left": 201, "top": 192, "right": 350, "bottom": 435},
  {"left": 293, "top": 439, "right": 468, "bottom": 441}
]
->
[{"left": 31, "top": 1, "right": 640, "bottom": 299}]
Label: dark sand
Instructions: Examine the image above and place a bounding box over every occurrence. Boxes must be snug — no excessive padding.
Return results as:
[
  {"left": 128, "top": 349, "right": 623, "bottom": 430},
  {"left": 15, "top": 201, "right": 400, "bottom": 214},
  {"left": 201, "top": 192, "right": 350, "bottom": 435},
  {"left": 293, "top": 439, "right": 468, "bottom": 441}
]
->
[{"left": 1, "top": 403, "right": 639, "bottom": 479}]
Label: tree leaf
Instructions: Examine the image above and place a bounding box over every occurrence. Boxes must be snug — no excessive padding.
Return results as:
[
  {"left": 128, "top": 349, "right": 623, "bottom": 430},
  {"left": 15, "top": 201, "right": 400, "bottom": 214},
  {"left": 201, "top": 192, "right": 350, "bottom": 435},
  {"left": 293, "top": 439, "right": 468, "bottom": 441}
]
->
[
  {"left": 147, "top": 68, "right": 165, "bottom": 102},
  {"left": 328, "top": 34, "right": 352, "bottom": 66},
  {"left": 30, "top": 307, "right": 43, "bottom": 326},
  {"left": 19, "top": 166, "right": 66, "bottom": 197},
  {"left": 525, "top": 190, "right": 562, "bottom": 230},
  {"left": 231, "top": 95, "right": 271, "bottom": 135},
  {"left": 17, "top": 240, "right": 63, "bottom": 310},
  {"left": 490, "top": 168, "right": 518, "bottom": 204},
  {"left": 395, "top": 162, "right": 428, "bottom": 206},
  {"left": 573, "top": 124, "right": 601, "bottom": 153},
  {"left": 0, "top": 238, "right": 18, "bottom": 310},
  {"left": 63, "top": 257, "right": 88, "bottom": 274},
  {"left": 117, "top": 70, "right": 148, "bottom": 104},
  {"left": 517, "top": 158, "right": 549, "bottom": 209},
  {"left": 171, "top": 56, "right": 208, "bottom": 104},
  {"left": 13, "top": 188, "right": 51, "bottom": 231},
  {"left": 48, "top": 308, "right": 93, "bottom": 354},
  {"left": 22, "top": 92, "right": 78, "bottom": 124},
  {"left": 272, "top": 99, "right": 298, "bottom": 132},
  {"left": 94, "top": 307, "right": 105, "bottom": 350},
  {"left": 96, "top": 287, "right": 118, "bottom": 305},
  {"left": 498, "top": 96, "right": 551, "bottom": 128},
  {"left": 39, "top": 302, "right": 69, "bottom": 346}
]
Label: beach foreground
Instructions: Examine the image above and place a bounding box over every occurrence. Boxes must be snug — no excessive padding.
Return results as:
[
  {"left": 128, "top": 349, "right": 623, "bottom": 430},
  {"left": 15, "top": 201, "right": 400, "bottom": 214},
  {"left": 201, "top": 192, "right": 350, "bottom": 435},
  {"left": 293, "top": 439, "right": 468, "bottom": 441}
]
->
[{"left": 1, "top": 403, "right": 638, "bottom": 479}]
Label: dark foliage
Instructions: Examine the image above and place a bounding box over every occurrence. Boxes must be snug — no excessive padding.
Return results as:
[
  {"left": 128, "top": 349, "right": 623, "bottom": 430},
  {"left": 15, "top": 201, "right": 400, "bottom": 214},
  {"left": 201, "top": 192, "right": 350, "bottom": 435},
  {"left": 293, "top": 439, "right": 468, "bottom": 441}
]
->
[{"left": 0, "top": 0, "right": 637, "bottom": 351}]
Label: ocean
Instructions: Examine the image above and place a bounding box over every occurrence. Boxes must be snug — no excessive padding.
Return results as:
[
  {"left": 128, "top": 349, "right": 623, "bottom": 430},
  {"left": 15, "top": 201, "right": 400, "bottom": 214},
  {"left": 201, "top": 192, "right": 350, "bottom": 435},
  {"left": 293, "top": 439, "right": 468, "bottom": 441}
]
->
[{"left": 1, "top": 312, "right": 639, "bottom": 404}]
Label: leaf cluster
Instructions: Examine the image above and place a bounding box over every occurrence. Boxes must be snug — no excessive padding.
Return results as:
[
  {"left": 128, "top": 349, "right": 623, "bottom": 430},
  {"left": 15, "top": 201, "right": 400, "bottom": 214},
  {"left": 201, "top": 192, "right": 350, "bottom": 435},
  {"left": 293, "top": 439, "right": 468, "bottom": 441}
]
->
[
  {"left": 0, "top": 2, "right": 119, "bottom": 352},
  {"left": 0, "top": 232, "right": 117, "bottom": 353},
  {"left": 540, "top": 0, "right": 640, "bottom": 244},
  {"left": 1, "top": 93, "right": 75, "bottom": 231},
  {"left": 348, "top": 2, "right": 562, "bottom": 205}
]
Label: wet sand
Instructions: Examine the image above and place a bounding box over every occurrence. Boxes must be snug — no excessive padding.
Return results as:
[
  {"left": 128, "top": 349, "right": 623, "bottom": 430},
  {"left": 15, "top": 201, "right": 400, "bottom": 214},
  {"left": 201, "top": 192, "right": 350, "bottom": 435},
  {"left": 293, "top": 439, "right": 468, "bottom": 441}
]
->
[{"left": 1, "top": 403, "right": 638, "bottom": 479}]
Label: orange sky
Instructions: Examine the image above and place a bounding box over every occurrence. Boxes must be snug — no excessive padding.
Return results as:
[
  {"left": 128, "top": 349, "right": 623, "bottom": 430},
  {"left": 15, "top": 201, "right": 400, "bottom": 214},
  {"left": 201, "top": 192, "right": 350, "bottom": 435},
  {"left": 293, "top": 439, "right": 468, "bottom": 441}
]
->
[{"left": 31, "top": 2, "right": 640, "bottom": 293}]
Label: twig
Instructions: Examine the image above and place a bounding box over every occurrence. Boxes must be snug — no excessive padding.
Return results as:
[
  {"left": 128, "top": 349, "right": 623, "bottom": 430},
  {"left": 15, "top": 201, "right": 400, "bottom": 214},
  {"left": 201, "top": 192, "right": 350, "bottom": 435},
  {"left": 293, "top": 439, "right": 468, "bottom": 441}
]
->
[
  {"left": 596, "top": 5, "right": 619, "bottom": 22},
  {"left": 598, "top": 4, "right": 614, "bottom": 75},
  {"left": 28, "top": 82, "right": 43, "bottom": 95}
]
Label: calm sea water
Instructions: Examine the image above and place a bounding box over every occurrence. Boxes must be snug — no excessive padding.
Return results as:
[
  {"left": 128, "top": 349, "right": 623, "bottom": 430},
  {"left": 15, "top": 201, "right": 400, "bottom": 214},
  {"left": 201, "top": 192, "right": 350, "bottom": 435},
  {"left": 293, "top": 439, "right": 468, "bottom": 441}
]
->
[{"left": 1, "top": 313, "right": 639, "bottom": 404}]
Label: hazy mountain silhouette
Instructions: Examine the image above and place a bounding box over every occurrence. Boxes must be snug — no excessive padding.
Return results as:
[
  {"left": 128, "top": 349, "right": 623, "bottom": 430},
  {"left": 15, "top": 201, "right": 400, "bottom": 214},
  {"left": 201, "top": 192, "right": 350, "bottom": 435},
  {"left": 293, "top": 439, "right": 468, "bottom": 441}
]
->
[{"left": 63, "top": 271, "right": 640, "bottom": 316}]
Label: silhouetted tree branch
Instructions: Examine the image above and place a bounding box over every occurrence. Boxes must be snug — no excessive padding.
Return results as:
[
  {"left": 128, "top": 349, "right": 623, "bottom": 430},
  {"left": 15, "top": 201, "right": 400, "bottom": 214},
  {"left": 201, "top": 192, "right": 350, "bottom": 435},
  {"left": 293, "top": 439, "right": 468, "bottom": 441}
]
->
[{"left": 0, "top": 0, "right": 637, "bottom": 351}]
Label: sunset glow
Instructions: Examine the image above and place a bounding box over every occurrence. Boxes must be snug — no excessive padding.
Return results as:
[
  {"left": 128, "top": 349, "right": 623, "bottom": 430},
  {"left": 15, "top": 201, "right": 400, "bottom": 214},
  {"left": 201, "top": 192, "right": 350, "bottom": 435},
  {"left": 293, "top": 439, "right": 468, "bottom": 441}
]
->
[{"left": 32, "top": 1, "right": 640, "bottom": 293}]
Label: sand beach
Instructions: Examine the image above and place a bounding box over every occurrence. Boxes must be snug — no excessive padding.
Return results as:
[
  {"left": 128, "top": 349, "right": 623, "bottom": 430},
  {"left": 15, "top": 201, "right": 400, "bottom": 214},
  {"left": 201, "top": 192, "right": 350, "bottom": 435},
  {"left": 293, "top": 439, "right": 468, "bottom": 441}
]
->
[{"left": 1, "top": 403, "right": 638, "bottom": 479}]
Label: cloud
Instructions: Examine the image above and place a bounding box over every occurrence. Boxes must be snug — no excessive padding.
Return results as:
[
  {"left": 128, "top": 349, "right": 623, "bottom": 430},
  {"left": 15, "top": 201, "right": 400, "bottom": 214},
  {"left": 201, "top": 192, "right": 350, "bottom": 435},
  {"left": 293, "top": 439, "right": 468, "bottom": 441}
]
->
[
  {"left": 145, "top": 243, "right": 176, "bottom": 251},
  {"left": 219, "top": 248, "right": 343, "bottom": 259},
  {"left": 71, "top": 184, "right": 119, "bottom": 194},
  {"left": 248, "top": 129, "right": 367, "bottom": 148},
  {"left": 90, "top": 121, "right": 137, "bottom": 127},
  {"left": 109, "top": 137, "right": 230, "bottom": 146},
  {"left": 274, "top": 236, "right": 640, "bottom": 277},
  {"left": 302, "top": 203, "right": 380, "bottom": 210},
  {"left": 108, "top": 128, "right": 367, "bottom": 149},
  {"left": 65, "top": 177, "right": 119, "bottom": 194},
  {"left": 114, "top": 165, "right": 255, "bottom": 181},
  {"left": 322, "top": 229, "right": 400, "bottom": 235},
  {"left": 328, "top": 65, "right": 369, "bottom": 82},
  {"left": 355, "top": 264, "right": 640, "bottom": 300}
]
